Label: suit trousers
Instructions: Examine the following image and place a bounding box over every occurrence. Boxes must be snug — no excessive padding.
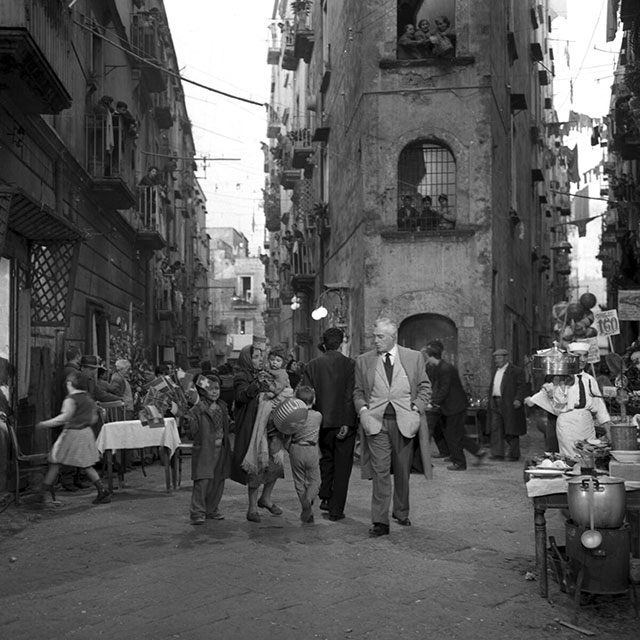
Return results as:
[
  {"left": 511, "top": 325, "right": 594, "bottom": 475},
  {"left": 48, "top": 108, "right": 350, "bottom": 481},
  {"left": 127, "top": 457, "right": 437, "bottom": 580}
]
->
[
  {"left": 443, "top": 410, "right": 481, "bottom": 469},
  {"left": 289, "top": 444, "right": 321, "bottom": 510},
  {"left": 318, "top": 427, "right": 356, "bottom": 516},
  {"left": 190, "top": 474, "right": 225, "bottom": 520},
  {"left": 367, "top": 415, "right": 414, "bottom": 525},
  {"left": 489, "top": 400, "right": 520, "bottom": 459}
]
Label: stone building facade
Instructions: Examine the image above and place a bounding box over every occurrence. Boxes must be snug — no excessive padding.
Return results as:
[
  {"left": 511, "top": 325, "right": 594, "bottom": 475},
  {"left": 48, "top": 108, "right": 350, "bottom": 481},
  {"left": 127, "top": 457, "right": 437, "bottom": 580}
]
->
[
  {"left": 0, "top": 0, "right": 210, "bottom": 491},
  {"left": 263, "top": 0, "right": 573, "bottom": 397}
]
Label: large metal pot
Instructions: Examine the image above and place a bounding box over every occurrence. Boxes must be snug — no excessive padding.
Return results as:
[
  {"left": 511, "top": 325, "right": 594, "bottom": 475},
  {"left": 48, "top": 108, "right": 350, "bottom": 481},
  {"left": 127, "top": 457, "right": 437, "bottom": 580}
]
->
[
  {"left": 532, "top": 343, "right": 581, "bottom": 376},
  {"left": 567, "top": 476, "right": 626, "bottom": 529}
]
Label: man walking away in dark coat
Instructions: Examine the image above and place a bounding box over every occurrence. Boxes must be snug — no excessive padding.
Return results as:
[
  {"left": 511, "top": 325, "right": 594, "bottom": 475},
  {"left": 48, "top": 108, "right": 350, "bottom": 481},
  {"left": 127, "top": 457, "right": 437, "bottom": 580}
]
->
[
  {"left": 301, "top": 327, "right": 356, "bottom": 521},
  {"left": 424, "top": 342, "right": 487, "bottom": 471},
  {"left": 488, "top": 348, "right": 527, "bottom": 461}
]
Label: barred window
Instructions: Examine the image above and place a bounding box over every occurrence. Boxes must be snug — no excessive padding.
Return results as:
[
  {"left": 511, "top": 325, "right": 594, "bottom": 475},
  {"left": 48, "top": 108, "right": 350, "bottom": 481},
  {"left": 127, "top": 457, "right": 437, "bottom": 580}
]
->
[{"left": 397, "top": 141, "right": 457, "bottom": 231}]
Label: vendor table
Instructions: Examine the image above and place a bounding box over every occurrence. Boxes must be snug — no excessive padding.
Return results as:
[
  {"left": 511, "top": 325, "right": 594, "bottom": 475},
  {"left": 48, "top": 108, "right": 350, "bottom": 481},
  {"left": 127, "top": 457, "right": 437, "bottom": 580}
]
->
[
  {"left": 96, "top": 418, "right": 180, "bottom": 492},
  {"left": 527, "top": 476, "right": 640, "bottom": 598}
]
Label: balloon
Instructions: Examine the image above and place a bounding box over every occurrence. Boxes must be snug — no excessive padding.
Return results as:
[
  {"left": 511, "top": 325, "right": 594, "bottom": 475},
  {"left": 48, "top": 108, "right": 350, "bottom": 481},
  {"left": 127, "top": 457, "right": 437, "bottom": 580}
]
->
[
  {"left": 584, "top": 327, "right": 598, "bottom": 337},
  {"left": 562, "top": 326, "right": 574, "bottom": 339},
  {"left": 580, "top": 292, "right": 597, "bottom": 310},
  {"left": 566, "top": 302, "right": 585, "bottom": 321},
  {"left": 582, "top": 311, "right": 594, "bottom": 327}
]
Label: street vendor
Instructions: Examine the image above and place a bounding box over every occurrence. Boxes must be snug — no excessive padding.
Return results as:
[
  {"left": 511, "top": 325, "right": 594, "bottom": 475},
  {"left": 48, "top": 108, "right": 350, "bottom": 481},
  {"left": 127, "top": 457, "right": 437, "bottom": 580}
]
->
[{"left": 525, "top": 346, "right": 612, "bottom": 458}]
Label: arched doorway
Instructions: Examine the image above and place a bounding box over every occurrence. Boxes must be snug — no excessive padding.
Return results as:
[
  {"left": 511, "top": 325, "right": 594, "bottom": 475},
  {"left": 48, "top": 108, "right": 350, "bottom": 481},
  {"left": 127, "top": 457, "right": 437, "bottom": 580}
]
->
[{"left": 398, "top": 313, "right": 458, "bottom": 365}]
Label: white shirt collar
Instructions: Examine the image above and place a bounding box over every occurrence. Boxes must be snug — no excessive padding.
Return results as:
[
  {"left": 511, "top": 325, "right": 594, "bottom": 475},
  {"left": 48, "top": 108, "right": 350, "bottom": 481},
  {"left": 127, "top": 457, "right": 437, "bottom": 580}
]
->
[{"left": 381, "top": 345, "right": 398, "bottom": 361}]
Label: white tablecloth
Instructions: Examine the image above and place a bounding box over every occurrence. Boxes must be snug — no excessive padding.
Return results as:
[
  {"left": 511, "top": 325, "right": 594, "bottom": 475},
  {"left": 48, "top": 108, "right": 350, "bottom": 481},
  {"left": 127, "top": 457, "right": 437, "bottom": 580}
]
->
[{"left": 96, "top": 418, "right": 180, "bottom": 457}]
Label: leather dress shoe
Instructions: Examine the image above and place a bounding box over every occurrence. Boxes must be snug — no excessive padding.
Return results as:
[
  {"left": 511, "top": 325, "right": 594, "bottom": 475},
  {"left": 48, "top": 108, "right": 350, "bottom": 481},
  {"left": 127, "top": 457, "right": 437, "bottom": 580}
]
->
[
  {"left": 392, "top": 514, "right": 412, "bottom": 526},
  {"left": 246, "top": 511, "right": 261, "bottom": 523},
  {"left": 369, "top": 523, "right": 390, "bottom": 537},
  {"left": 431, "top": 452, "right": 448, "bottom": 459},
  {"left": 329, "top": 513, "right": 345, "bottom": 521},
  {"left": 319, "top": 499, "right": 330, "bottom": 511},
  {"left": 447, "top": 463, "right": 467, "bottom": 471}
]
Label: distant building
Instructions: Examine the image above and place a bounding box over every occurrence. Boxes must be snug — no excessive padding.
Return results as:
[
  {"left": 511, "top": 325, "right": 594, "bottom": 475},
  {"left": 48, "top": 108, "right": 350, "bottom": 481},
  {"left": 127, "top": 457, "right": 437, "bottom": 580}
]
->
[{"left": 206, "top": 228, "right": 266, "bottom": 364}]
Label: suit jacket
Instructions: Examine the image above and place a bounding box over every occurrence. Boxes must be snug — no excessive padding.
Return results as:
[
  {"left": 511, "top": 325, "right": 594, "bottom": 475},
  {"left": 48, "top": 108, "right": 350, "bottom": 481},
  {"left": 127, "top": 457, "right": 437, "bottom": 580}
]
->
[
  {"left": 488, "top": 362, "right": 527, "bottom": 435},
  {"left": 354, "top": 345, "right": 431, "bottom": 438},
  {"left": 430, "top": 359, "right": 468, "bottom": 416},
  {"left": 300, "top": 350, "right": 356, "bottom": 429}
]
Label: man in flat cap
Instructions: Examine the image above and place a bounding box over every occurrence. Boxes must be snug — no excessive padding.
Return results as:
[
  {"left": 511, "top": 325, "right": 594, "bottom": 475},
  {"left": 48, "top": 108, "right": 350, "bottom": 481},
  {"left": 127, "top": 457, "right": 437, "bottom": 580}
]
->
[{"left": 488, "top": 348, "right": 527, "bottom": 461}]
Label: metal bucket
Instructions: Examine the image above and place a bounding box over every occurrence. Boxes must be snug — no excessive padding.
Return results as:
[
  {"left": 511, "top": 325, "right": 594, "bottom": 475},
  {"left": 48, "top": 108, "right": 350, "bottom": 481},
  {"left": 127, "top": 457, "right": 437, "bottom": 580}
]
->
[{"left": 610, "top": 423, "right": 638, "bottom": 451}]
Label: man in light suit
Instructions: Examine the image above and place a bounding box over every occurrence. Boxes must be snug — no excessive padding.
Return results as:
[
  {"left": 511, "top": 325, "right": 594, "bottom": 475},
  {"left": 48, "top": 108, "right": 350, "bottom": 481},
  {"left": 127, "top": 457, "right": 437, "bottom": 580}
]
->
[{"left": 354, "top": 317, "right": 431, "bottom": 537}]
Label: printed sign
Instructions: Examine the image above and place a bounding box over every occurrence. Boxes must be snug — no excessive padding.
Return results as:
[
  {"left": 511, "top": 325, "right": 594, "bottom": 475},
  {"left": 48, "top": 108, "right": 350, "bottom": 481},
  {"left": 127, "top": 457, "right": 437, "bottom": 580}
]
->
[
  {"left": 593, "top": 309, "right": 620, "bottom": 337},
  {"left": 582, "top": 336, "right": 600, "bottom": 364},
  {"left": 618, "top": 290, "right": 640, "bottom": 321}
]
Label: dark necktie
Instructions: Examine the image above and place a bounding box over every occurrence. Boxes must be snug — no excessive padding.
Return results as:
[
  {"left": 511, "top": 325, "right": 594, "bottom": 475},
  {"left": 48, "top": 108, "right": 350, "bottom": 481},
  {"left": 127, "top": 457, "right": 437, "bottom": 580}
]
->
[
  {"left": 576, "top": 374, "right": 586, "bottom": 409},
  {"left": 384, "top": 353, "right": 393, "bottom": 384}
]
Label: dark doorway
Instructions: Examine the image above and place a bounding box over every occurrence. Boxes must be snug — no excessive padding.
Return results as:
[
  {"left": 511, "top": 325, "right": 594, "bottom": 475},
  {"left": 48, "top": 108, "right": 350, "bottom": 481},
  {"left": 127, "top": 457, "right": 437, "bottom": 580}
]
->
[{"left": 398, "top": 313, "right": 458, "bottom": 365}]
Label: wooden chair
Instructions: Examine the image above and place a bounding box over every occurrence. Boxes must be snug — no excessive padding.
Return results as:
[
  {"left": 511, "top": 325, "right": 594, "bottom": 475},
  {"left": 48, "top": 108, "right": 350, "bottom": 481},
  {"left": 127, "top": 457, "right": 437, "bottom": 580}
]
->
[
  {"left": 96, "top": 400, "right": 126, "bottom": 426},
  {"left": 7, "top": 422, "right": 53, "bottom": 506},
  {"left": 172, "top": 440, "right": 193, "bottom": 489}
]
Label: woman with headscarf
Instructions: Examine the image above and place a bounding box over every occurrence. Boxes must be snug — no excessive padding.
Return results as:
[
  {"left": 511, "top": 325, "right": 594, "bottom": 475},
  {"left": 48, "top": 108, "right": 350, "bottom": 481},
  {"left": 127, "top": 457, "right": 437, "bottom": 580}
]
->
[{"left": 230, "top": 345, "right": 286, "bottom": 522}]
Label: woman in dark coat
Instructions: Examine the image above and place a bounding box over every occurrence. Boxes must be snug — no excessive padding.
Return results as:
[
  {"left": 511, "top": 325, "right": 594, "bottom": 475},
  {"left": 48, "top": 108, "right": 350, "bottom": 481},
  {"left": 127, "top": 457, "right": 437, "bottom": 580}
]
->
[{"left": 230, "top": 345, "right": 286, "bottom": 522}]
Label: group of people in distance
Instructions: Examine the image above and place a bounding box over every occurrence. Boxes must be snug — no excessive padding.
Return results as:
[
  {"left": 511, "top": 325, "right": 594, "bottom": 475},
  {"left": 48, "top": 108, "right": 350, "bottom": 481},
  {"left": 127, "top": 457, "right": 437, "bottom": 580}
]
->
[
  {"left": 397, "top": 15, "right": 456, "bottom": 60},
  {"left": 397, "top": 193, "right": 456, "bottom": 231}
]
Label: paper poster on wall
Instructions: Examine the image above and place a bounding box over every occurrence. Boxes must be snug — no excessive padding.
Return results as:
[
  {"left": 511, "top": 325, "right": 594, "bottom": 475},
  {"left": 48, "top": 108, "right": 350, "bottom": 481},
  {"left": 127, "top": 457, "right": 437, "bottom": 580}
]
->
[{"left": 618, "top": 290, "right": 640, "bottom": 321}]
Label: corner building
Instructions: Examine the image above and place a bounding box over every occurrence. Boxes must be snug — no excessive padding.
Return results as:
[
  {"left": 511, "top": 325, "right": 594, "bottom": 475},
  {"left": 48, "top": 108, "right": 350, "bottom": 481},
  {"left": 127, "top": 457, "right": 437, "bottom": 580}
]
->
[{"left": 265, "top": 0, "right": 566, "bottom": 395}]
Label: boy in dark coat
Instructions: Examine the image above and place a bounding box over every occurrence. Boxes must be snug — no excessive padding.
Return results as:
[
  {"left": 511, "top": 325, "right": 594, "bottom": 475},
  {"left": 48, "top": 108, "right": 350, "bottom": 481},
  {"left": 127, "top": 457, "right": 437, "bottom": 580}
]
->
[{"left": 185, "top": 374, "right": 232, "bottom": 524}]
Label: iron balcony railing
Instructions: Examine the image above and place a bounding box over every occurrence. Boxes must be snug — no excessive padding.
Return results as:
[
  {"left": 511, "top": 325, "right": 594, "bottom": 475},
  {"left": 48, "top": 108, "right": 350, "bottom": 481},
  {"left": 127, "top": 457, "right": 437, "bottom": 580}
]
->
[{"left": 138, "top": 185, "right": 167, "bottom": 239}]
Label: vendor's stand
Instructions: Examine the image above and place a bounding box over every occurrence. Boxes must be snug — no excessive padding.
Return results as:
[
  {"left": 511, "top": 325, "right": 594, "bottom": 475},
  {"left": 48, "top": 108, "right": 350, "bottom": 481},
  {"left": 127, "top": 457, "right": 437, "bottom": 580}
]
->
[{"left": 524, "top": 343, "right": 640, "bottom": 620}]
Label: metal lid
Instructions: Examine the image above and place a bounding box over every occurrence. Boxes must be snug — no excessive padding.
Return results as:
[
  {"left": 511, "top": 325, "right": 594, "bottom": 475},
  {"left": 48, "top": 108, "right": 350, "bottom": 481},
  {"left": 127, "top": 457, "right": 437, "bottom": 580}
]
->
[{"left": 532, "top": 343, "right": 581, "bottom": 375}]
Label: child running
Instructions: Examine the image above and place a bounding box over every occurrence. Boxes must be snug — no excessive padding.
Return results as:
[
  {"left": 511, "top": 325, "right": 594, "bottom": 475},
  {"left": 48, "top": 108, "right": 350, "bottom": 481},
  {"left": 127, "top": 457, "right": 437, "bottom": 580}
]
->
[
  {"left": 37, "top": 370, "right": 112, "bottom": 505},
  {"left": 287, "top": 385, "right": 322, "bottom": 523}
]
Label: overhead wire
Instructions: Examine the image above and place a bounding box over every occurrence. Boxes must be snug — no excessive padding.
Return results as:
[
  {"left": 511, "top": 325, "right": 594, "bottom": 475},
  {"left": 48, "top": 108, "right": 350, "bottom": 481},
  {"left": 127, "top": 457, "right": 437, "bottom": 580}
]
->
[{"left": 72, "top": 17, "right": 267, "bottom": 108}]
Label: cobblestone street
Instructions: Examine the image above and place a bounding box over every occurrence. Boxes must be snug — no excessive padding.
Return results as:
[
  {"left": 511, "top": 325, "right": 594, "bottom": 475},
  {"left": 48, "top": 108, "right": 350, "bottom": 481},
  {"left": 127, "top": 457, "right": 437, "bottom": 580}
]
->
[{"left": 0, "top": 428, "right": 637, "bottom": 640}]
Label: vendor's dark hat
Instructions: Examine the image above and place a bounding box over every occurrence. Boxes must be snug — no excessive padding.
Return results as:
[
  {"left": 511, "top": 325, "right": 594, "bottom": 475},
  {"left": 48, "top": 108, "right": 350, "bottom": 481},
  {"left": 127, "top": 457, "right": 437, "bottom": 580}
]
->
[
  {"left": 492, "top": 348, "right": 509, "bottom": 356},
  {"left": 80, "top": 354, "right": 101, "bottom": 368}
]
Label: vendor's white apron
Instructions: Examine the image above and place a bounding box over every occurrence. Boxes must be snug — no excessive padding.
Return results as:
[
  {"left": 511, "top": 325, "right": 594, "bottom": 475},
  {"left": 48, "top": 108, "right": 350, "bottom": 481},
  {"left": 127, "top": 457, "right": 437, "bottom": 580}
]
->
[{"left": 556, "top": 408, "right": 596, "bottom": 458}]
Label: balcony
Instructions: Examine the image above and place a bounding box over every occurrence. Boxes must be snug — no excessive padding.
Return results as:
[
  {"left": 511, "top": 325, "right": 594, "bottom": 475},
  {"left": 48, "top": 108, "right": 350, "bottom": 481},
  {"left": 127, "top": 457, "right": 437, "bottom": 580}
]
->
[
  {"left": 281, "top": 169, "right": 302, "bottom": 190},
  {"left": 85, "top": 114, "right": 136, "bottom": 210},
  {"left": 154, "top": 104, "right": 174, "bottom": 129},
  {"left": 231, "top": 334, "right": 253, "bottom": 352},
  {"left": 135, "top": 186, "right": 167, "bottom": 251},
  {"left": 0, "top": 1, "right": 72, "bottom": 113},
  {"left": 231, "top": 291, "right": 257, "bottom": 309},
  {"left": 131, "top": 12, "right": 167, "bottom": 93},
  {"left": 290, "top": 243, "right": 315, "bottom": 290},
  {"left": 282, "top": 50, "right": 299, "bottom": 71},
  {"left": 267, "top": 46, "right": 280, "bottom": 65},
  {"left": 293, "top": 4, "right": 315, "bottom": 62},
  {"left": 290, "top": 129, "right": 314, "bottom": 168}
]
